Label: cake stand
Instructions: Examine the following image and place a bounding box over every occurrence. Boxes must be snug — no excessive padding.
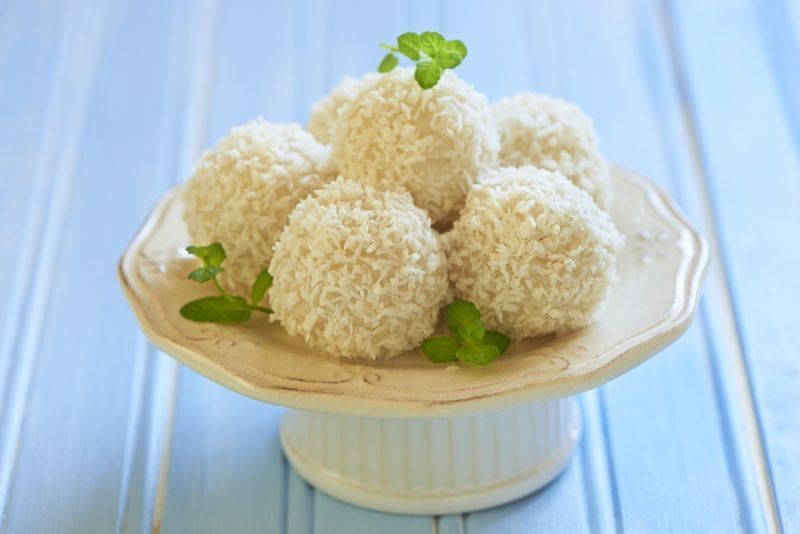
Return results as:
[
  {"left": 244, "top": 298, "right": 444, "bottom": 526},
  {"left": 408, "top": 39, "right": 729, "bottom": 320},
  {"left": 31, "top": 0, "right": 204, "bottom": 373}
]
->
[{"left": 118, "top": 166, "right": 707, "bottom": 515}]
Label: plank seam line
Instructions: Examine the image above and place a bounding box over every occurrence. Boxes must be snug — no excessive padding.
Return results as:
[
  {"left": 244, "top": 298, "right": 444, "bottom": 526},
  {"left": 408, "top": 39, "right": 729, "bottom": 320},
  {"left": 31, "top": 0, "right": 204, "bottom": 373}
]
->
[
  {"left": 596, "top": 389, "right": 623, "bottom": 534},
  {"left": 658, "top": 0, "right": 783, "bottom": 530},
  {"left": 150, "top": 0, "right": 220, "bottom": 529},
  {"left": 115, "top": 337, "right": 151, "bottom": 534},
  {"left": 150, "top": 364, "right": 180, "bottom": 534},
  {"left": 0, "top": 0, "right": 108, "bottom": 525},
  {"left": 577, "top": 392, "right": 617, "bottom": 534}
]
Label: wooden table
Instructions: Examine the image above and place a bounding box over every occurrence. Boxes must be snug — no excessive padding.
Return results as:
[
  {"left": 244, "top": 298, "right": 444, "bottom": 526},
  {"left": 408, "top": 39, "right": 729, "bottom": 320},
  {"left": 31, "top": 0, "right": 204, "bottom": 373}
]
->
[{"left": 1, "top": 0, "right": 797, "bottom": 532}]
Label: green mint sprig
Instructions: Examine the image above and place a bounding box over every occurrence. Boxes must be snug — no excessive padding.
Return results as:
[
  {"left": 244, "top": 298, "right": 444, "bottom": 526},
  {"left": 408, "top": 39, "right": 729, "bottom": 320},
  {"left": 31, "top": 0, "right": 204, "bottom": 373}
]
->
[
  {"left": 179, "top": 243, "right": 273, "bottom": 323},
  {"left": 421, "top": 300, "right": 510, "bottom": 365},
  {"left": 377, "top": 31, "right": 467, "bottom": 89}
]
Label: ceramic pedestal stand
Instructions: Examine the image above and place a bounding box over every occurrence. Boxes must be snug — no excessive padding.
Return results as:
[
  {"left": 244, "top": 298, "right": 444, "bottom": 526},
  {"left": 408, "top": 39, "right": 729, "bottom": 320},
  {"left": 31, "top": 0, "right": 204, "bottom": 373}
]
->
[{"left": 119, "top": 167, "right": 708, "bottom": 515}]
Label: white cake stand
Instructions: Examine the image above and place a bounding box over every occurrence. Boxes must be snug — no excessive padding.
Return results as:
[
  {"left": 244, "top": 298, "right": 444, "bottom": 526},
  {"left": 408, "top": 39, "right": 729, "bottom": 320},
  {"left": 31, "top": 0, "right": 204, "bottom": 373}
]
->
[{"left": 118, "top": 167, "right": 707, "bottom": 515}]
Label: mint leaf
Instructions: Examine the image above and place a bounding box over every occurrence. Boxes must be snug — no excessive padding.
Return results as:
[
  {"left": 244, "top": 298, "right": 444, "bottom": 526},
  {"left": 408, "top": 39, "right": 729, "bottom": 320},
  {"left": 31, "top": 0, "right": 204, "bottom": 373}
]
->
[
  {"left": 421, "top": 336, "right": 461, "bottom": 363},
  {"left": 188, "top": 265, "right": 222, "bottom": 283},
  {"left": 378, "top": 32, "right": 467, "bottom": 90},
  {"left": 445, "top": 300, "right": 482, "bottom": 334},
  {"left": 419, "top": 31, "right": 445, "bottom": 55},
  {"left": 250, "top": 268, "right": 273, "bottom": 305},
  {"left": 483, "top": 330, "right": 510, "bottom": 354},
  {"left": 378, "top": 53, "right": 398, "bottom": 73},
  {"left": 414, "top": 61, "right": 441, "bottom": 89},
  {"left": 397, "top": 32, "right": 422, "bottom": 60},
  {"left": 436, "top": 40, "right": 467, "bottom": 69},
  {"left": 458, "top": 320, "right": 485, "bottom": 343},
  {"left": 456, "top": 343, "right": 500, "bottom": 366},
  {"left": 180, "top": 296, "right": 251, "bottom": 323},
  {"left": 186, "top": 243, "right": 226, "bottom": 267}
]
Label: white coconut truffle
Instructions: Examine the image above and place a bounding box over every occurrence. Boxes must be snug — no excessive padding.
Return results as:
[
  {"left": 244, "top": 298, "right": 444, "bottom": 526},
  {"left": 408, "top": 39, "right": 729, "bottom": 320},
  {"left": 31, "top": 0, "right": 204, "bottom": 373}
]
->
[
  {"left": 444, "top": 166, "right": 624, "bottom": 340},
  {"left": 269, "top": 177, "right": 449, "bottom": 359},
  {"left": 331, "top": 67, "right": 499, "bottom": 225},
  {"left": 183, "top": 118, "right": 334, "bottom": 290},
  {"left": 306, "top": 74, "right": 379, "bottom": 144},
  {"left": 492, "top": 93, "right": 610, "bottom": 208}
]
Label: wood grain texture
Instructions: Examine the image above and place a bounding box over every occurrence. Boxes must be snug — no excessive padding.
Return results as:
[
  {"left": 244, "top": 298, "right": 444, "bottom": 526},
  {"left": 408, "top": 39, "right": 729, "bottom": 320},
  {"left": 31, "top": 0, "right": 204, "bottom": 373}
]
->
[
  {"left": 0, "top": 0, "right": 173, "bottom": 532},
  {"left": 669, "top": 0, "right": 800, "bottom": 529},
  {"left": 0, "top": 0, "right": 797, "bottom": 532},
  {"left": 553, "top": 0, "right": 744, "bottom": 531}
]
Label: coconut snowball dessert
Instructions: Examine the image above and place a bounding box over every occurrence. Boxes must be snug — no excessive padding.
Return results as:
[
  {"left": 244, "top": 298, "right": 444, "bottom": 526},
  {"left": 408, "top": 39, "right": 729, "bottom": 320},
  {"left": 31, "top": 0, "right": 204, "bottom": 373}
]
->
[
  {"left": 268, "top": 177, "right": 449, "bottom": 359},
  {"left": 444, "top": 166, "right": 624, "bottom": 341},
  {"left": 492, "top": 93, "right": 610, "bottom": 208},
  {"left": 331, "top": 67, "right": 499, "bottom": 225},
  {"left": 182, "top": 118, "right": 334, "bottom": 290},
  {"left": 306, "top": 74, "right": 379, "bottom": 144},
  {"left": 175, "top": 32, "right": 632, "bottom": 368}
]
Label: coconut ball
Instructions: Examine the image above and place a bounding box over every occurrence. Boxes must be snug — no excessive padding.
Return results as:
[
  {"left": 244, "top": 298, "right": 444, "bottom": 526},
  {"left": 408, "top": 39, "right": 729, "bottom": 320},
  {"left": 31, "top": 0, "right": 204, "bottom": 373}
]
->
[
  {"left": 306, "top": 74, "right": 379, "bottom": 144},
  {"left": 331, "top": 67, "right": 499, "bottom": 225},
  {"left": 444, "top": 166, "right": 624, "bottom": 340},
  {"left": 492, "top": 93, "right": 610, "bottom": 208},
  {"left": 183, "top": 118, "right": 334, "bottom": 290},
  {"left": 269, "top": 177, "right": 449, "bottom": 359}
]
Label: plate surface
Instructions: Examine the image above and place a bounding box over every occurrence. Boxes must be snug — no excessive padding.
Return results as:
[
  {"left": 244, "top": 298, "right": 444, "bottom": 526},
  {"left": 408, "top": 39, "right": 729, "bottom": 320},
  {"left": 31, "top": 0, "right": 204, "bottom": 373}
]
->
[{"left": 119, "top": 167, "right": 708, "bottom": 418}]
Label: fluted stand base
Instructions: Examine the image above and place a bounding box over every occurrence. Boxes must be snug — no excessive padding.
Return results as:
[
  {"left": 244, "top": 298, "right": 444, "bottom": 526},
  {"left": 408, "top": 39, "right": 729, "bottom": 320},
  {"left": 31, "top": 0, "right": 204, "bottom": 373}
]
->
[{"left": 280, "top": 397, "right": 581, "bottom": 515}]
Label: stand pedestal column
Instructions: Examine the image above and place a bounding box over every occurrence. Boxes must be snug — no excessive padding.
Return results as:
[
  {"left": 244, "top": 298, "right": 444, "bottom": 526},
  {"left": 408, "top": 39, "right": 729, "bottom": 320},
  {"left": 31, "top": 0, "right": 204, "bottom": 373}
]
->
[{"left": 280, "top": 397, "right": 581, "bottom": 515}]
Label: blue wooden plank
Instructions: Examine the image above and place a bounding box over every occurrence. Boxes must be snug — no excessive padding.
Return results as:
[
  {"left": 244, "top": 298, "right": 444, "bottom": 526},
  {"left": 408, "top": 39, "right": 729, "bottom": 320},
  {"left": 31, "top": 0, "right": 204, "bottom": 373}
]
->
[
  {"left": 161, "top": 374, "right": 288, "bottom": 533},
  {"left": 752, "top": 0, "right": 800, "bottom": 156},
  {"left": 312, "top": 493, "right": 433, "bottom": 534},
  {"left": 119, "top": 348, "right": 179, "bottom": 533},
  {"left": 115, "top": 1, "right": 217, "bottom": 531},
  {"left": 461, "top": 461, "right": 588, "bottom": 533},
  {"left": 0, "top": 0, "right": 70, "bottom": 410},
  {"left": 551, "top": 0, "right": 746, "bottom": 530},
  {"left": 631, "top": 1, "right": 775, "bottom": 530},
  {"left": 0, "top": 0, "right": 178, "bottom": 531},
  {"left": 668, "top": 0, "right": 800, "bottom": 528},
  {"left": 286, "top": 469, "right": 314, "bottom": 534}
]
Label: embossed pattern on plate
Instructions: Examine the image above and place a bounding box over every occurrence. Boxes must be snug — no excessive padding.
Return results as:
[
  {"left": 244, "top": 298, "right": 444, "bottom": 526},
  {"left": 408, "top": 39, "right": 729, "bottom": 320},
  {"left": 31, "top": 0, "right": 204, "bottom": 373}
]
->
[{"left": 118, "top": 167, "right": 708, "bottom": 417}]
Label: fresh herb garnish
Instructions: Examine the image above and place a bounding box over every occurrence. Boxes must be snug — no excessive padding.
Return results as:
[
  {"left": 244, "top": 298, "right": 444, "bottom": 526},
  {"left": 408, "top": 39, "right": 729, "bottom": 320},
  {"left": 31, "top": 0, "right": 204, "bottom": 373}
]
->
[
  {"left": 421, "top": 300, "right": 510, "bottom": 365},
  {"left": 179, "top": 243, "right": 273, "bottom": 323},
  {"left": 377, "top": 31, "right": 468, "bottom": 89}
]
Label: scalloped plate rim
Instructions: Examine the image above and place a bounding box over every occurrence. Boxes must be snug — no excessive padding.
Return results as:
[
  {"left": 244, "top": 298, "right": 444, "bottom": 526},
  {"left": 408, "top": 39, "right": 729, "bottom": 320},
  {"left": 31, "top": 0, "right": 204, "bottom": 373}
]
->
[{"left": 118, "top": 166, "right": 708, "bottom": 418}]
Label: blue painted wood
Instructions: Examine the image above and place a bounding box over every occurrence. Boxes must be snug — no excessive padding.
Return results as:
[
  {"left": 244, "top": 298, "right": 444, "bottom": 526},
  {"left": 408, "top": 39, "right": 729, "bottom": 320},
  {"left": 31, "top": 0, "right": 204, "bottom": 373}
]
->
[
  {"left": 312, "top": 493, "right": 433, "bottom": 534},
  {"left": 550, "top": 0, "right": 745, "bottom": 531},
  {"left": 0, "top": 0, "right": 71, "bottom": 419},
  {"left": 0, "top": 0, "right": 797, "bottom": 531},
  {"left": 0, "top": 0, "right": 176, "bottom": 532},
  {"left": 629, "top": 1, "right": 774, "bottom": 529},
  {"left": 286, "top": 469, "right": 314, "bottom": 534},
  {"left": 669, "top": 0, "right": 800, "bottom": 529},
  {"left": 0, "top": 0, "right": 68, "bottom": 342},
  {"left": 161, "top": 374, "right": 288, "bottom": 533}
]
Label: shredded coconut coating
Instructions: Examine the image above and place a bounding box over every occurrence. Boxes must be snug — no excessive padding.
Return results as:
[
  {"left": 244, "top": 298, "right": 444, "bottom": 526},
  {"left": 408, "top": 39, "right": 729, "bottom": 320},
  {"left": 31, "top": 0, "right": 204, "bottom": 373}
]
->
[
  {"left": 182, "top": 119, "right": 334, "bottom": 290},
  {"left": 331, "top": 67, "right": 499, "bottom": 225},
  {"left": 492, "top": 93, "right": 611, "bottom": 209},
  {"left": 444, "top": 166, "right": 624, "bottom": 340},
  {"left": 269, "top": 178, "right": 449, "bottom": 360},
  {"left": 306, "top": 74, "right": 379, "bottom": 144}
]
